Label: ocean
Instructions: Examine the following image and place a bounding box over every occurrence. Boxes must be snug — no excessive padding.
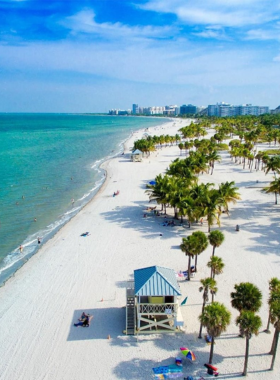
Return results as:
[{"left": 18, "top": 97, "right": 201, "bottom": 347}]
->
[{"left": 0, "top": 113, "right": 169, "bottom": 285}]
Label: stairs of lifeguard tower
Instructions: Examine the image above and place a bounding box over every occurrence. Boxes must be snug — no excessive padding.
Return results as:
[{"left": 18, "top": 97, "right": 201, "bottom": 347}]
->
[{"left": 126, "top": 289, "right": 135, "bottom": 335}]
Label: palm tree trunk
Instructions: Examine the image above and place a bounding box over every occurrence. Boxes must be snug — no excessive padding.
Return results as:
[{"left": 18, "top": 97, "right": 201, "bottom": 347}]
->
[
  {"left": 270, "top": 330, "right": 279, "bottom": 370},
  {"left": 209, "top": 337, "right": 215, "bottom": 364},
  {"left": 269, "top": 328, "right": 277, "bottom": 354},
  {"left": 242, "top": 337, "right": 250, "bottom": 376},
  {"left": 212, "top": 246, "right": 216, "bottom": 257},
  {"left": 198, "top": 300, "right": 206, "bottom": 339},
  {"left": 275, "top": 192, "right": 277, "bottom": 205},
  {"left": 194, "top": 255, "right": 198, "bottom": 272},
  {"left": 265, "top": 312, "right": 271, "bottom": 333},
  {"left": 188, "top": 255, "right": 191, "bottom": 281}
]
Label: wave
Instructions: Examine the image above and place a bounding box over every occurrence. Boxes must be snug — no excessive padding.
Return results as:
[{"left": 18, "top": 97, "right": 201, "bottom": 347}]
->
[{"left": 0, "top": 169, "right": 106, "bottom": 285}]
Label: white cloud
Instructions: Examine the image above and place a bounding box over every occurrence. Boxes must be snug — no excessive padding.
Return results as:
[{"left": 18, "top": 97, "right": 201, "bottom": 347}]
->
[
  {"left": 140, "top": 0, "right": 279, "bottom": 28},
  {"left": 0, "top": 37, "right": 278, "bottom": 88},
  {"left": 245, "top": 28, "right": 280, "bottom": 41},
  {"left": 60, "top": 9, "right": 177, "bottom": 40},
  {"left": 192, "top": 26, "right": 230, "bottom": 40}
]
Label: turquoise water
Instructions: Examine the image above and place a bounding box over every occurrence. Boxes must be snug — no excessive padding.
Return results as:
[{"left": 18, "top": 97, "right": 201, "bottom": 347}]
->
[{"left": 0, "top": 114, "right": 168, "bottom": 284}]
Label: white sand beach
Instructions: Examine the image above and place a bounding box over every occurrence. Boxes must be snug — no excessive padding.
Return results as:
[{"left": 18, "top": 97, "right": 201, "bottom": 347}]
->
[{"left": 0, "top": 119, "right": 279, "bottom": 380}]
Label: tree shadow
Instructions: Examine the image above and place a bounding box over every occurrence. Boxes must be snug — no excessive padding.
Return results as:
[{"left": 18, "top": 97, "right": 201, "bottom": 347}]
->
[
  {"left": 113, "top": 354, "right": 217, "bottom": 379},
  {"left": 100, "top": 205, "right": 192, "bottom": 241}
]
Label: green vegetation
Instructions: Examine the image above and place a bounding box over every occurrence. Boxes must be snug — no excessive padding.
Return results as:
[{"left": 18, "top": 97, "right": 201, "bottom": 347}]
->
[
  {"left": 198, "top": 277, "right": 217, "bottom": 339},
  {"left": 199, "top": 302, "right": 231, "bottom": 364},
  {"left": 236, "top": 311, "right": 262, "bottom": 376}
]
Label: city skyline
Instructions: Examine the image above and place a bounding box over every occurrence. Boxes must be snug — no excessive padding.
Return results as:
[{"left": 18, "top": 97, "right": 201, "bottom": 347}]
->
[{"left": 0, "top": 1, "right": 280, "bottom": 112}]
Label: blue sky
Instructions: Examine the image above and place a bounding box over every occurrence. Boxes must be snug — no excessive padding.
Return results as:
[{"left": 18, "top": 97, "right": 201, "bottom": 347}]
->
[{"left": 0, "top": 0, "right": 280, "bottom": 112}]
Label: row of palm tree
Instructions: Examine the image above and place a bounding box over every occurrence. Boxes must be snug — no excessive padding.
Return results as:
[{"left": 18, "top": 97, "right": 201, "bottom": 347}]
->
[
  {"left": 133, "top": 133, "right": 182, "bottom": 154},
  {"left": 146, "top": 173, "right": 240, "bottom": 232},
  {"left": 179, "top": 226, "right": 280, "bottom": 375},
  {"left": 199, "top": 277, "right": 280, "bottom": 375}
]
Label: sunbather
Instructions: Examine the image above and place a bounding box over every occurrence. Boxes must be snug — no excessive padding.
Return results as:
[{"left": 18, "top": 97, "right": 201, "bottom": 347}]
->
[
  {"left": 74, "top": 315, "right": 90, "bottom": 327},
  {"left": 79, "top": 312, "right": 90, "bottom": 321}
]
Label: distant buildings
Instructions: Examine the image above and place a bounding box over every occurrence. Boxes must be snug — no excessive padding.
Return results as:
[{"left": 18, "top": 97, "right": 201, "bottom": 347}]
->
[
  {"left": 180, "top": 104, "right": 197, "bottom": 115},
  {"left": 109, "top": 101, "right": 271, "bottom": 117},
  {"left": 133, "top": 104, "right": 179, "bottom": 116},
  {"left": 132, "top": 104, "right": 139, "bottom": 114},
  {"left": 271, "top": 106, "right": 280, "bottom": 114},
  {"left": 207, "top": 102, "right": 269, "bottom": 117},
  {"left": 108, "top": 109, "right": 131, "bottom": 115}
]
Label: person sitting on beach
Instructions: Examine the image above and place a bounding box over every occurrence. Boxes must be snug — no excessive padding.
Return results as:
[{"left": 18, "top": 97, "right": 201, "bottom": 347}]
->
[
  {"left": 79, "top": 312, "right": 90, "bottom": 321},
  {"left": 74, "top": 315, "right": 89, "bottom": 327}
]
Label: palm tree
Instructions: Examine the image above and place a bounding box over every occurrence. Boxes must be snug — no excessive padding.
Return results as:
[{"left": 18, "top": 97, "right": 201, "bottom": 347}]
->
[
  {"left": 191, "top": 231, "right": 209, "bottom": 272},
  {"left": 208, "top": 230, "right": 225, "bottom": 257},
  {"left": 218, "top": 181, "right": 241, "bottom": 214},
  {"left": 180, "top": 236, "right": 195, "bottom": 281},
  {"left": 145, "top": 174, "right": 169, "bottom": 213},
  {"left": 207, "top": 255, "right": 224, "bottom": 279},
  {"left": 269, "top": 292, "right": 280, "bottom": 370},
  {"left": 198, "top": 277, "right": 217, "bottom": 339},
  {"left": 265, "top": 278, "right": 280, "bottom": 333},
  {"left": 262, "top": 177, "right": 280, "bottom": 205},
  {"left": 236, "top": 311, "right": 262, "bottom": 376},
  {"left": 231, "top": 282, "right": 262, "bottom": 336},
  {"left": 180, "top": 231, "right": 208, "bottom": 279},
  {"left": 231, "top": 283, "right": 262, "bottom": 314},
  {"left": 265, "top": 155, "right": 280, "bottom": 176},
  {"left": 207, "top": 151, "right": 221, "bottom": 175},
  {"left": 177, "top": 196, "right": 197, "bottom": 226},
  {"left": 178, "top": 142, "right": 184, "bottom": 156},
  {"left": 199, "top": 189, "right": 224, "bottom": 232},
  {"left": 199, "top": 302, "right": 231, "bottom": 364}
]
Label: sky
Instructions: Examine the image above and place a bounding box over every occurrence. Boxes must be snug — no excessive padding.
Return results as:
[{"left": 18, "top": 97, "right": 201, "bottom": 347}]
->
[{"left": 0, "top": 0, "right": 280, "bottom": 112}]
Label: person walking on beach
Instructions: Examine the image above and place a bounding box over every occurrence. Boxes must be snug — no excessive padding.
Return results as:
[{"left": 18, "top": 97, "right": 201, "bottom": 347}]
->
[
  {"left": 19, "top": 245, "right": 23, "bottom": 253},
  {"left": 37, "top": 237, "right": 41, "bottom": 244}
]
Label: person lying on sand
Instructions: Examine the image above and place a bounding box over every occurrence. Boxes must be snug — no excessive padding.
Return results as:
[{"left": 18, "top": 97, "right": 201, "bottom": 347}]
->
[{"left": 80, "top": 232, "right": 90, "bottom": 237}]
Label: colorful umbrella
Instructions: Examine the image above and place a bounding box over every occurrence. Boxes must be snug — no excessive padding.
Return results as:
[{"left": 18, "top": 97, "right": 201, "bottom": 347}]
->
[{"left": 180, "top": 347, "right": 196, "bottom": 362}]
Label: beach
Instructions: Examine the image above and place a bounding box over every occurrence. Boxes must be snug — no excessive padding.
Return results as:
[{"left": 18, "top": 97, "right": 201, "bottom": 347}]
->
[{"left": 0, "top": 119, "right": 279, "bottom": 379}]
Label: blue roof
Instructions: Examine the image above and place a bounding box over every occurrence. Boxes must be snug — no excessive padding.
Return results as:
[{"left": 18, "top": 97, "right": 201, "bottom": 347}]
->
[{"left": 134, "top": 266, "right": 181, "bottom": 296}]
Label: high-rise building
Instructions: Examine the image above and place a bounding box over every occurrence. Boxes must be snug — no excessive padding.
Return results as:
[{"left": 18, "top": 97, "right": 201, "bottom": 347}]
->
[
  {"left": 271, "top": 106, "right": 280, "bottom": 114},
  {"left": 132, "top": 104, "right": 139, "bottom": 114},
  {"left": 208, "top": 103, "right": 269, "bottom": 117},
  {"left": 180, "top": 104, "right": 197, "bottom": 115}
]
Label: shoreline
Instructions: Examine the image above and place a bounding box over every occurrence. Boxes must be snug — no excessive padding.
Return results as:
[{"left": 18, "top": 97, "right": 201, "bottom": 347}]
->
[
  {"left": 0, "top": 118, "right": 172, "bottom": 286},
  {"left": 1, "top": 118, "right": 279, "bottom": 379}
]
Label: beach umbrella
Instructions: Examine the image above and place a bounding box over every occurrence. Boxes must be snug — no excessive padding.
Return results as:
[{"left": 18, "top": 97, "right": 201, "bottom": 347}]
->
[
  {"left": 180, "top": 347, "right": 196, "bottom": 362},
  {"left": 149, "top": 180, "right": 156, "bottom": 185}
]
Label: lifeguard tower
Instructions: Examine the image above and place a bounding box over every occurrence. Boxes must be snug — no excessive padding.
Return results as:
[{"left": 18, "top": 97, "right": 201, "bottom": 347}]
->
[{"left": 125, "top": 266, "right": 184, "bottom": 335}]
